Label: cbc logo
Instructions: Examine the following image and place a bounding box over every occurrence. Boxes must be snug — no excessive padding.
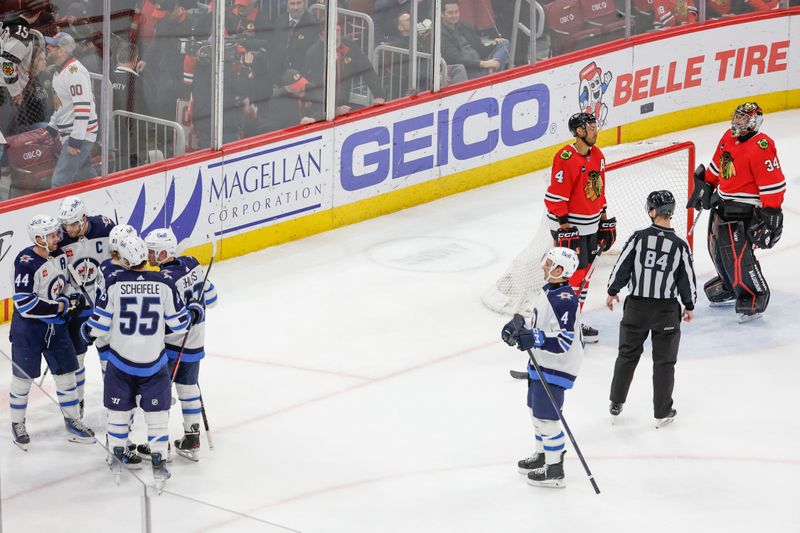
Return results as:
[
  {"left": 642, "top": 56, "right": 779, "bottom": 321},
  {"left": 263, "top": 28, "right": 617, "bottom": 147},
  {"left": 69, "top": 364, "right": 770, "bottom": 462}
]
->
[
  {"left": 559, "top": 13, "right": 575, "bottom": 23},
  {"left": 22, "top": 149, "right": 42, "bottom": 160},
  {"left": 591, "top": 1, "right": 608, "bottom": 10}
]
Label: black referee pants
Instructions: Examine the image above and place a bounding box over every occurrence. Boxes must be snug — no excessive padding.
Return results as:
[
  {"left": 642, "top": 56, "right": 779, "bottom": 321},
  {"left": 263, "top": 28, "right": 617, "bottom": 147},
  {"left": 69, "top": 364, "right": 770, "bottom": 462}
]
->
[{"left": 609, "top": 296, "right": 682, "bottom": 419}]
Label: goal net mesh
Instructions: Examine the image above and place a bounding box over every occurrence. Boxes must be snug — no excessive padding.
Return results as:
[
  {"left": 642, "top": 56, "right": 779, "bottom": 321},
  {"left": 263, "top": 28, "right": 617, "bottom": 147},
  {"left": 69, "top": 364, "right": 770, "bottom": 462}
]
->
[{"left": 482, "top": 140, "right": 695, "bottom": 316}]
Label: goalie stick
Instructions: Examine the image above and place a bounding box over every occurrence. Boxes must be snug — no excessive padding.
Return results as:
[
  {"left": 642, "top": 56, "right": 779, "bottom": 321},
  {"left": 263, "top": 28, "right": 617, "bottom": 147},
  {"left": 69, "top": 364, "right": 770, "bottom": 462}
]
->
[{"left": 513, "top": 313, "right": 600, "bottom": 494}]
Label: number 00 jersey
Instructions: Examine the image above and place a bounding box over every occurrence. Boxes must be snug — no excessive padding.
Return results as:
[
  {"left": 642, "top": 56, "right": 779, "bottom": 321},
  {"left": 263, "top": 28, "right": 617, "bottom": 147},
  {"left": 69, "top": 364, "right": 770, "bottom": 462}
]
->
[
  {"left": 88, "top": 270, "right": 190, "bottom": 376},
  {"left": 158, "top": 256, "right": 218, "bottom": 362}
]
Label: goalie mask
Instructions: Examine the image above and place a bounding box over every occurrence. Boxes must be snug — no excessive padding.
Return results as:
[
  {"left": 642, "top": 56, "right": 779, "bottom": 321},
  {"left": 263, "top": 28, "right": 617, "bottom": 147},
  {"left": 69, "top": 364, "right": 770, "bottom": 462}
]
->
[
  {"left": 542, "top": 247, "right": 579, "bottom": 281},
  {"left": 731, "top": 102, "right": 763, "bottom": 138}
]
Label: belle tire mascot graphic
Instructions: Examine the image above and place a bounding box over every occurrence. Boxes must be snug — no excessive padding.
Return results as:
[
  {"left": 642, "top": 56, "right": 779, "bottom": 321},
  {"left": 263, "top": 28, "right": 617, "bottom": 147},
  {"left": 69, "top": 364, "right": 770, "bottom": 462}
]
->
[{"left": 578, "top": 62, "right": 613, "bottom": 129}]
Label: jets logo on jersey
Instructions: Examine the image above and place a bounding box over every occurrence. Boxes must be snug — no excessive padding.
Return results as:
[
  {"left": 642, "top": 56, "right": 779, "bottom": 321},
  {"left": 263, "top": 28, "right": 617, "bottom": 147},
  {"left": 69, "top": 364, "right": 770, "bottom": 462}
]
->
[
  {"left": 560, "top": 150, "right": 572, "bottom": 160},
  {"left": 720, "top": 151, "right": 736, "bottom": 180},
  {"left": 584, "top": 170, "right": 604, "bottom": 201},
  {"left": 19, "top": 255, "right": 33, "bottom": 263},
  {"left": 558, "top": 291, "right": 574, "bottom": 299},
  {"left": 75, "top": 258, "right": 100, "bottom": 283},
  {"left": 48, "top": 277, "right": 66, "bottom": 300},
  {"left": 757, "top": 139, "right": 769, "bottom": 149}
]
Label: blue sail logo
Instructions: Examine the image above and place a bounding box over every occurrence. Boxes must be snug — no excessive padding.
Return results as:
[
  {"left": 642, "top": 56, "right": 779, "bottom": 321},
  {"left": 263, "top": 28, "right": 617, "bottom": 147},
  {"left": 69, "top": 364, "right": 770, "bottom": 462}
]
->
[{"left": 127, "top": 170, "right": 203, "bottom": 243}]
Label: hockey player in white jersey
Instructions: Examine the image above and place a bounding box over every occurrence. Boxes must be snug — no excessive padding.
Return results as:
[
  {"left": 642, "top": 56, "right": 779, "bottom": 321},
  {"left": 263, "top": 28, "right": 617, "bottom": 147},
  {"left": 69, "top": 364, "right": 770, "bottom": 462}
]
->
[
  {"left": 9, "top": 215, "right": 95, "bottom": 450},
  {"left": 144, "top": 228, "right": 217, "bottom": 461},
  {"left": 83, "top": 235, "right": 199, "bottom": 485},
  {"left": 501, "top": 247, "right": 583, "bottom": 488},
  {"left": 57, "top": 195, "right": 115, "bottom": 415}
]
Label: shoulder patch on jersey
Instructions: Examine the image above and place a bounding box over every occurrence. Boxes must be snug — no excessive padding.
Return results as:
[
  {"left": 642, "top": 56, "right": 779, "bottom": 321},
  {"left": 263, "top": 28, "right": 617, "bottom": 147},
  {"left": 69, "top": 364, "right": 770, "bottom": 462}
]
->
[
  {"left": 42, "top": 269, "right": 48, "bottom": 278},
  {"left": 558, "top": 291, "right": 574, "bottom": 300},
  {"left": 560, "top": 150, "right": 572, "bottom": 160},
  {"left": 66, "top": 249, "right": 74, "bottom": 257},
  {"left": 68, "top": 64, "right": 78, "bottom": 74},
  {"left": 757, "top": 139, "right": 769, "bottom": 149},
  {"left": 2, "top": 63, "right": 15, "bottom": 77},
  {"left": 19, "top": 255, "right": 33, "bottom": 263}
]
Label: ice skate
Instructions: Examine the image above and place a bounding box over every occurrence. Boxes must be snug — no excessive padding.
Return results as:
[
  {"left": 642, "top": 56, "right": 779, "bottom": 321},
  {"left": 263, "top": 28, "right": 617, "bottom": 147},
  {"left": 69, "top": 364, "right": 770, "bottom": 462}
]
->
[
  {"left": 581, "top": 324, "right": 599, "bottom": 344},
  {"left": 107, "top": 444, "right": 144, "bottom": 470},
  {"left": 174, "top": 424, "right": 200, "bottom": 462},
  {"left": 64, "top": 418, "right": 95, "bottom": 444},
  {"left": 151, "top": 453, "right": 171, "bottom": 494},
  {"left": 738, "top": 312, "right": 763, "bottom": 324},
  {"left": 12, "top": 421, "right": 30, "bottom": 451},
  {"left": 517, "top": 453, "right": 544, "bottom": 475},
  {"left": 609, "top": 402, "right": 623, "bottom": 425},
  {"left": 109, "top": 446, "right": 125, "bottom": 485},
  {"left": 655, "top": 409, "right": 677, "bottom": 428},
  {"left": 527, "top": 450, "right": 566, "bottom": 488},
  {"left": 138, "top": 442, "right": 172, "bottom": 462}
]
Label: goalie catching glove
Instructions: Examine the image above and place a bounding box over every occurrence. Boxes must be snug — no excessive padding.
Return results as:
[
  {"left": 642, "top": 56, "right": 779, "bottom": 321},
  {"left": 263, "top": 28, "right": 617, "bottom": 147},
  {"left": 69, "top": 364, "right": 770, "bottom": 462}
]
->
[
  {"left": 748, "top": 207, "right": 783, "bottom": 249},
  {"left": 687, "top": 165, "right": 718, "bottom": 211},
  {"left": 598, "top": 217, "right": 616, "bottom": 252}
]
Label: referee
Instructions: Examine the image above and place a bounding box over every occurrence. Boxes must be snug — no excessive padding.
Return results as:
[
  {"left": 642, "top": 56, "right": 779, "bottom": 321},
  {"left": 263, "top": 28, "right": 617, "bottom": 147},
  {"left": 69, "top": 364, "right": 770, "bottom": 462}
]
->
[{"left": 605, "top": 190, "right": 696, "bottom": 427}]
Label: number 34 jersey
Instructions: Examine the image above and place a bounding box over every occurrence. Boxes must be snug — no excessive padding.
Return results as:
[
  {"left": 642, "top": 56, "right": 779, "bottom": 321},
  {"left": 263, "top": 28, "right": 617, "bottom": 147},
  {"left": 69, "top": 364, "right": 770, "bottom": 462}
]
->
[
  {"left": 158, "top": 256, "right": 218, "bottom": 362},
  {"left": 88, "top": 270, "right": 190, "bottom": 376},
  {"left": 706, "top": 130, "right": 786, "bottom": 208}
]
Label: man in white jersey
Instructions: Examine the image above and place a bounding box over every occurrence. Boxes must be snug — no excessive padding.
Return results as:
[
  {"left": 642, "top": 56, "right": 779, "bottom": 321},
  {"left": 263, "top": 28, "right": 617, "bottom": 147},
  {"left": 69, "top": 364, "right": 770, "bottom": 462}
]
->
[
  {"left": 84, "top": 235, "right": 199, "bottom": 485},
  {"left": 144, "top": 227, "right": 216, "bottom": 461},
  {"left": 45, "top": 31, "right": 98, "bottom": 187}
]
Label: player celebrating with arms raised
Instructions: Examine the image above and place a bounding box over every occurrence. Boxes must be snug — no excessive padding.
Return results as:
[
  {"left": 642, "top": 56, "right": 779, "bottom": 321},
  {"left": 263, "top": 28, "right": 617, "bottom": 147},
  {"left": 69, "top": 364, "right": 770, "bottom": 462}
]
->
[
  {"left": 545, "top": 112, "right": 616, "bottom": 343},
  {"left": 689, "top": 102, "right": 785, "bottom": 322}
]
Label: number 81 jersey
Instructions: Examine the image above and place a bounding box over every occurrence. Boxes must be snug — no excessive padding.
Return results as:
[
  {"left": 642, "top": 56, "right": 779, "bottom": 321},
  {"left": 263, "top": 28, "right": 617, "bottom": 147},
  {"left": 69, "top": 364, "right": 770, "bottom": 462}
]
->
[
  {"left": 88, "top": 270, "right": 190, "bottom": 376},
  {"left": 706, "top": 130, "right": 786, "bottom": 208}
]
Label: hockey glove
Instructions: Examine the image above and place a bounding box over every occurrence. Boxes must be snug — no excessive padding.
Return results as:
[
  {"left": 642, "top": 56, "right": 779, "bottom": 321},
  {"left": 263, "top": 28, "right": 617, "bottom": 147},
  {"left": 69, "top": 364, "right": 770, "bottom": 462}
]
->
[
  {"left": 80, "top": 321, "right": 96, "bottom": 345},
  {"left": 56, "top": 296, "right": 71, "bottom": 318},
  {"left": 749, "top": 207, "right": 783, "bottom": 249},
  {"left": 555, "top": 225, "right": 580, "bottom": 252},
  {"left": 687, "top": 165, "right": 716, "bottom": 210},
  {"left": 516, "top": 328, "right": 545, "bottom": 351},
  {"left": 67, "top": 293, "right": 87, "bottom": 316},
  {"left": 186, "top": 301, "right": 205, "bottom": 326},
  {"left": 501, "top": 320, "right": 517, "bottom": 346},
  {"left": 598, "top": 217, "right": 617, "bottom": 252}
]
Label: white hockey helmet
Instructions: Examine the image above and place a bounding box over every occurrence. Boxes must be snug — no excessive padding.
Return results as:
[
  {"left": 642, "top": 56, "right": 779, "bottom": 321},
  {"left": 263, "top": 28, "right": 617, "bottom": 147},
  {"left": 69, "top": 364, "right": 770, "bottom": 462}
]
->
[
  {"left": 57, "top": 195, "right": 87, "bottom": 225},
  {"left": 542, "top": 247, "right": 579, "bottom": 279},
  {"left": 28, "top": 214, "right": 61, "bottom": 248},
  {"left": 144, "top": 227, "right": 178, "bottom": 260},
  {"left": 117, "top": 235, "right": 148, "bottom": 269},
  {"left": 109, "top": 224, "right": 137, "bottom": 253}
]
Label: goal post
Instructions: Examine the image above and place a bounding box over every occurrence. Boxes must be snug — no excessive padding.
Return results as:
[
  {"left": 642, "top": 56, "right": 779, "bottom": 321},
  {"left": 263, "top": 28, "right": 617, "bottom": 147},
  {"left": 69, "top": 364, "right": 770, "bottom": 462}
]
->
[{"left": 483, "top": 140, "right": 696, "bottom": 316}]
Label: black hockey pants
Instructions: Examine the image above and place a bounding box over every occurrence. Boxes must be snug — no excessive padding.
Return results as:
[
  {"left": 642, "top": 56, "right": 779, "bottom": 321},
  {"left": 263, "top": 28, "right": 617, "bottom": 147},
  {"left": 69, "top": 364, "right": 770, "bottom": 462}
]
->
[{"left": 609, "top": 296, "right": 681, "bottom": 419}]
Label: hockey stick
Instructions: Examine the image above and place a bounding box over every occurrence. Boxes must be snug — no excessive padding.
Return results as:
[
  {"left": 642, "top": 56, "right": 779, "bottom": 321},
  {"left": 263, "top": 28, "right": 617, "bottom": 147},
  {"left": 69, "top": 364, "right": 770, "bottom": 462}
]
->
[
  {"left": 104, "top": 188, "right": 120, "bottom": 225},
  {"left": 197, "top": 383, "right": 214, "bottom": 450},
  {"left": 687, "top": 209, "right": 703, "bottom": 236},
  {"left": 512, "top": 314, "right": 601, "bottom": 494}
]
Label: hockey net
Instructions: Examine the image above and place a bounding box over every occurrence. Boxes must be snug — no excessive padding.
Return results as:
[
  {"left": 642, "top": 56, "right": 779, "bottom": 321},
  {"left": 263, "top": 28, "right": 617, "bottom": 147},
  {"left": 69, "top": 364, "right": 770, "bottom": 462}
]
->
[{"left": 483, "top": 140, "right": 695, "bottom": 316}]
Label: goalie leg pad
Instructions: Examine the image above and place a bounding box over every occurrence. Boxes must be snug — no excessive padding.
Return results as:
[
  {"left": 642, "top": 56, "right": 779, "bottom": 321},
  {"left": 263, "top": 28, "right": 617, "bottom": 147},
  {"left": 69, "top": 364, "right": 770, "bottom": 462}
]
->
[
  {"left": 704, "top": 276, "right": 735, "bottom": 304},
  {"left": 713, "top": 218, "right": 770, "bottom": 315}
]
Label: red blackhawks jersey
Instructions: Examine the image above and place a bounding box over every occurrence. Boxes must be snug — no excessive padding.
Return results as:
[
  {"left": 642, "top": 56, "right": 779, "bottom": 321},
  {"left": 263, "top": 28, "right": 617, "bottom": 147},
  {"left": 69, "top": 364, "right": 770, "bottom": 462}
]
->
[
  {"left": 706, "top": 130, "right": 785, "bottom": 209},
  {"left": 545, "top": 144, "right": 607, "bottom": 235}
]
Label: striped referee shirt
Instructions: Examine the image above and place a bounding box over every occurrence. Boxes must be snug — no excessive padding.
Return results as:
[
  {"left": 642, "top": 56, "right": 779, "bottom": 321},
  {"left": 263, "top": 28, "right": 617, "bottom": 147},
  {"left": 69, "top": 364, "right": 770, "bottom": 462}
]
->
[{"left": 607, "top": 224, "right": 697, "bottom": 310}]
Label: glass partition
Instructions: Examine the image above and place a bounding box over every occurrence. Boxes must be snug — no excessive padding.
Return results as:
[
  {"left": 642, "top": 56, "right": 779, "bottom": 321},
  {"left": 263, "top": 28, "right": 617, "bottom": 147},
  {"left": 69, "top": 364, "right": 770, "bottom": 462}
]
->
[{"left": 0, "top": 0, "right": 794, "bottom": 202}]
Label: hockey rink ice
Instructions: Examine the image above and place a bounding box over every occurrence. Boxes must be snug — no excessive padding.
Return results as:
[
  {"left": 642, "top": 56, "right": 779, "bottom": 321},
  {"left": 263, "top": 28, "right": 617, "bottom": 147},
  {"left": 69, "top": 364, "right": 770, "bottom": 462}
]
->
[{"left": 2, "top": 111, "right": 800, "bottom": 532}]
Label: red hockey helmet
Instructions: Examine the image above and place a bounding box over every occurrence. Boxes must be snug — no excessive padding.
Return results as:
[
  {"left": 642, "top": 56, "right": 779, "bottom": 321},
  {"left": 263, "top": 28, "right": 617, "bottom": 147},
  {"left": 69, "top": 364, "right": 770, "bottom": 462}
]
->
[{"left": 731, "top": 102, "right": 763, "bottom": 137}]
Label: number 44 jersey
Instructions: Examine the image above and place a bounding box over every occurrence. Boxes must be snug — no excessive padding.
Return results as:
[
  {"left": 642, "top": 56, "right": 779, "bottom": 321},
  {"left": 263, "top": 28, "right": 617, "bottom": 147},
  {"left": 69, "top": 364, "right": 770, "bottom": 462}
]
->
[
  {"left": 88, "top": 270, "right": 190, "bottom": 376},
  {"left": 158, "top": 256, "right": 218, "bottom": 363}
]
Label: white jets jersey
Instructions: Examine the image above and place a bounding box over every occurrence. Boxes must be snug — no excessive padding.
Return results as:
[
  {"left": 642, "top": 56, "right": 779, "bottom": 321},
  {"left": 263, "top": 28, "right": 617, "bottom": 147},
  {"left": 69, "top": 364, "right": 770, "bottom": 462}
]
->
[
  {"left": 88, "top": 269, "right": 190, "bottom": 376},
  {"left": 59, "top": 215, "right": 114, "bottom": 298},
  {"left": 160, "top": 256, "right": 218, "bottom": 362},
  {"left": 49, "top": 57, "right": 98, "bottom": 144},
  {"left": 0, "top": 17, "right": 37, "bottom": 99},
  {"left": 11, "top": 246, "right": 71, "bottom": 323},
  {"left": 525, "top": 281, "right": 584, "bottom": 389}
]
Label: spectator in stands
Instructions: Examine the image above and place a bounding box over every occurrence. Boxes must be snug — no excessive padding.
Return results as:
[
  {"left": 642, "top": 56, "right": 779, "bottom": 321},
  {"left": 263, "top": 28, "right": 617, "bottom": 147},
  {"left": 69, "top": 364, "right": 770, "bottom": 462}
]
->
[
  {"left": 266, "top": 68, "right": 319, "bottom": 131},
  {"left": 652, "top": 0, "right": 698, "bottom": 29},
  {"left": 269, "top": 0, "right": 320, "bottom": 75},
  {"left": 390, "top": 13, "right": 467, "bottom": 88},
  {"left": 373, "top": 0, "right": 429, "bottom": 43},
  {"left": 740, "top": 0, "right": 779, "bottom": 11},
  {"left": 45, "top": 31, "right": 97, "bottom": 187},
  {"left": 440, "top": 0, "right": 508, "bottom": 79},
  {"left": 111, "top": 42, "right": 154, "bottom": 170},
  {"left": 304, "top": 24, "right": 385, "bottom": 116},
  {"left": 13, "top": 48, "right": 52, "bottom": 134}
]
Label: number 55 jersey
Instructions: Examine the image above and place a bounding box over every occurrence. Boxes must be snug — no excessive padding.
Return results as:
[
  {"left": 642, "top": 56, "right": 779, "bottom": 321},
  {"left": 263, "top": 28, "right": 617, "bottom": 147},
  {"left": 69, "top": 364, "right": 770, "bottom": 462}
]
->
[{"left": 88, "top": 270, "right": 190, "bottom": 376}]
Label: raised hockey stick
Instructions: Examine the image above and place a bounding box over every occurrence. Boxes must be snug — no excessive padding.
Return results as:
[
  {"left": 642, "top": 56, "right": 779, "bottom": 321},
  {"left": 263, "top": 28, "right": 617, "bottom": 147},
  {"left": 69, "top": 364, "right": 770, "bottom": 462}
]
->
[{"left": 512, "top": 314, "right": 601, "bottom": 495}]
